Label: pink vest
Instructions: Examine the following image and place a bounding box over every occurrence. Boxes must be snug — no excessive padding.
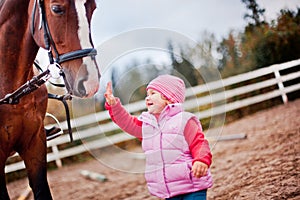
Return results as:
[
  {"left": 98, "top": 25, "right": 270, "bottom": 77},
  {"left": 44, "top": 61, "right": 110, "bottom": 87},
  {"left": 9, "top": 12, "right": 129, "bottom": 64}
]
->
[{"left": 138, "top": 104, "right": 213, "bottom": 198}]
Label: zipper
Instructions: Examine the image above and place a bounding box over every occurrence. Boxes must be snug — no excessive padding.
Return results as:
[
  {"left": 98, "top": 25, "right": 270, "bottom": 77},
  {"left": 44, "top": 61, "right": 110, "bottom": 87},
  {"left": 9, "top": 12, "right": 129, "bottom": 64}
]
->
[{"left": 158, "top": 123, "right": 171, "bottom": 196}]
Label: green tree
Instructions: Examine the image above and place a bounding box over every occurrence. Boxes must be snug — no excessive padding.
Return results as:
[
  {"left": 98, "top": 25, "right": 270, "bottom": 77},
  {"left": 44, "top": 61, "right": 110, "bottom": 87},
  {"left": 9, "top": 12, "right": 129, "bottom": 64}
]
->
[
  {"left": 218, "top": 3, "right": 300, "bottom": 77},
  {"left": 168, "top": 42, "right": 199, "bottom": 87},
  {"left": 242, "top": 0, "right": 266, "bottom": 26},
  {"left": 253, "top": 8, "right": 300, "bottom": 67},
  {"left": 218, "top": 32, "right": 244, "bottom": 77}
]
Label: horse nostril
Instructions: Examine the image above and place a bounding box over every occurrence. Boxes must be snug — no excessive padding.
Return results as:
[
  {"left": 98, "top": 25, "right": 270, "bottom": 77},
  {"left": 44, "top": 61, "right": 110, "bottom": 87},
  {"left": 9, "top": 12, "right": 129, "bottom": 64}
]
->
[
  {"left": 75, "top": 64, "right": 89, "bottom": 97},
  {"left": 77, "top": 78, "right": 87, "bottom": 97}
]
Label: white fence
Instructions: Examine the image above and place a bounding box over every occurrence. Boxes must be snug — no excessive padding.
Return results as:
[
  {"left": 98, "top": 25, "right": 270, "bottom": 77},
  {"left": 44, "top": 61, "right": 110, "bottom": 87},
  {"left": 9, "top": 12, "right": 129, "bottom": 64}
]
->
[{"left": 5, "top": 59, "right": 300, "bottom": 173}]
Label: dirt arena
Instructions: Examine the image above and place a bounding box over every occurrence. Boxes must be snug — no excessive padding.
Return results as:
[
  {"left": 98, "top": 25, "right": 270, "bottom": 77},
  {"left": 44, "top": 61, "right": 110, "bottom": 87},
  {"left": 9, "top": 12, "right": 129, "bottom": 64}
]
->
[{"left": 7, "top": 99, "right": 300, "bottom": 200}]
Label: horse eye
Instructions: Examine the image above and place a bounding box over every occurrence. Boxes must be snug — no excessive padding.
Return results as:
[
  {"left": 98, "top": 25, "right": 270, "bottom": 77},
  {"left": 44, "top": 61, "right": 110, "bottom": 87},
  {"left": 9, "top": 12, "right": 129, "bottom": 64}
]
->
[{"left": 51, "top": 5, "right": 65, "bottom": 15}]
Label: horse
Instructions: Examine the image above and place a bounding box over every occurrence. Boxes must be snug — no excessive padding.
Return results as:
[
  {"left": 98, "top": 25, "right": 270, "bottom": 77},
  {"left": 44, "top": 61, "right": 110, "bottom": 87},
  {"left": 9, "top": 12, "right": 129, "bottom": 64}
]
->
[{"left": 0, "top": 0, "right": 100, "bottom": 199}]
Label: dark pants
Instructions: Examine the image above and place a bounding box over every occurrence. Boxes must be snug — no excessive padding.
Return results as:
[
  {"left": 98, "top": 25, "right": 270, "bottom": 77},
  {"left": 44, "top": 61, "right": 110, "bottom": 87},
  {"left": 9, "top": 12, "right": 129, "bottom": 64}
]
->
[{"left": 166, "top": 189, "right": 207, "bottom": 200}]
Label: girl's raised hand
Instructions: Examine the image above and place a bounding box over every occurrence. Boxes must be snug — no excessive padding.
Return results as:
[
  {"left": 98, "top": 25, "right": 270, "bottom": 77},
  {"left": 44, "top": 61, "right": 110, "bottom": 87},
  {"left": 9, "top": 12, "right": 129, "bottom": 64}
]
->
[{"left": 104, "top": 82, "right": 117, "bottom": 105}]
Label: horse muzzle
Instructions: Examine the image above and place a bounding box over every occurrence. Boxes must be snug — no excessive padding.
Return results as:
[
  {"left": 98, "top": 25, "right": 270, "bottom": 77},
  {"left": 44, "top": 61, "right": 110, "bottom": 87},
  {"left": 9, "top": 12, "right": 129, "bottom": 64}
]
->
[
  {"left": 74, "top": 70, "right": 100, "bottom": 98},
  {"left": 59, "top": 49, "right": 100, "bottom": 98}
]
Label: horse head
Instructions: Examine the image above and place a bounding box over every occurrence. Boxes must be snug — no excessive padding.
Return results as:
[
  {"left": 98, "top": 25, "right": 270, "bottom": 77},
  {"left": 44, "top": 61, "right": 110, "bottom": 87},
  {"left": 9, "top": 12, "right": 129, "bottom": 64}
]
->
[{"left": 30, "top": 0, "right": 100, "bottom": 98}]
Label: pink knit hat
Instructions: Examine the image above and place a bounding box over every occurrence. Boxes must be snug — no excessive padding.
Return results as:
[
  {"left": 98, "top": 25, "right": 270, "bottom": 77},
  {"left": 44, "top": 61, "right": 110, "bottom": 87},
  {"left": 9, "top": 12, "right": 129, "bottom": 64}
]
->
[{"left": 146, "top": 75, "right": 186, "bottom": 103}]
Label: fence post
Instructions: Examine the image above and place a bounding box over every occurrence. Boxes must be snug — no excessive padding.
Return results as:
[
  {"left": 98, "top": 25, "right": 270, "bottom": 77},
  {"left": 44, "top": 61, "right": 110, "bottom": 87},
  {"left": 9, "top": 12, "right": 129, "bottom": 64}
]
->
[
  {"left": 274, "top": 68, "right": 288, "bottom": 104},
  {"left": 51, "top": 145, "right": 62, "bottom": 168}
]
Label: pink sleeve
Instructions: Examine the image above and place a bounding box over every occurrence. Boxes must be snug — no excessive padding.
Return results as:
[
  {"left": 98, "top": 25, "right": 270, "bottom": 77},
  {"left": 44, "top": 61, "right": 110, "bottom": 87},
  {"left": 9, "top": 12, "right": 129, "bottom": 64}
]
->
[
  {"left": 105, "top": 98, "right": 143, "bottom": 140},
  {"left": 184, "top": 118, "right": 212, "bottom": 167}
]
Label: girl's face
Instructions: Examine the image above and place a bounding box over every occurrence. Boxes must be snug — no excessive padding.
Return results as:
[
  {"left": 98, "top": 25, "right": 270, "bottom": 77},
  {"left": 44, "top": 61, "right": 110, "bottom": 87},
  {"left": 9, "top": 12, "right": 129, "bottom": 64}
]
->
[{"left": 145, "top": 89, "right": 169, "bottom": 114}]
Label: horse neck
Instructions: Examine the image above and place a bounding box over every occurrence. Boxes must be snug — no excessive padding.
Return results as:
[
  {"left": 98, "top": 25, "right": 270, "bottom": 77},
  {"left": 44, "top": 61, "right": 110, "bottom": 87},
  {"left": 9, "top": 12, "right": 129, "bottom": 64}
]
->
[{"left": 0, "top": 0, "right": 39, "bottom": 94}]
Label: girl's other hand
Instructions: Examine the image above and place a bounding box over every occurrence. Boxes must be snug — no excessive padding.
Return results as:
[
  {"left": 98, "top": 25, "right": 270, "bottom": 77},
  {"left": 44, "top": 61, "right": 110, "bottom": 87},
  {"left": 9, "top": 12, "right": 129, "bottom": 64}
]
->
[
  {"left": 191, "top": 161, "right": 208, "bottom": 178},
  {"left": 104, "top": 82, "right": 117, "bottom": 105}
]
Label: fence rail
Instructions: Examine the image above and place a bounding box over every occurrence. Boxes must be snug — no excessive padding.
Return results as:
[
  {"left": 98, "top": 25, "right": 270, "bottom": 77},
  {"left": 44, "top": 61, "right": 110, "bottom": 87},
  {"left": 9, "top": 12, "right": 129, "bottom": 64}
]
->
[{"left": 5, "top": 59, "right": 300, "bottom": 173}]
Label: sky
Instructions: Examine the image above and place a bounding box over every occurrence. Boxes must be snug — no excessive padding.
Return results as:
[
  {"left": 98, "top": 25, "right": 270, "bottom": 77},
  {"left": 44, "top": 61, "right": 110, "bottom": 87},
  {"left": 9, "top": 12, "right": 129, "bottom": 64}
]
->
[
  {"left": 92, "top": 0, "right": 300, "bottom": 44},
  {"left": 91, "top": 0, "right": 300, "bottom": 71}
]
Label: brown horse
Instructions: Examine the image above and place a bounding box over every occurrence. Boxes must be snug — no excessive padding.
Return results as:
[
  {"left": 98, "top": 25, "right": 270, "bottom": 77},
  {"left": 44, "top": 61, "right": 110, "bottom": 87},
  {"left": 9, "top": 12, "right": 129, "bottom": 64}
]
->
[{"left": 0, "top": 0, "right": 100, "bottom": 199}]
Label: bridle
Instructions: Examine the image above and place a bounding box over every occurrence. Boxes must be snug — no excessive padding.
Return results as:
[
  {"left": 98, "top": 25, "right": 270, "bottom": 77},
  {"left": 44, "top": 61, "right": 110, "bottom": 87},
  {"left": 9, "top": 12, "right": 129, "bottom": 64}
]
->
[
  {"left": 31, "top": 0, "right": 98, "bottom": 92},
  {"left": 0, "top": 0, "right": 99, "bottom": 103},
  {"left": 0, "top": 0, "right": 99, "bottom": 142},
  {"left": 31, "top": 0, "right": 97, "bottom": 64},
  {"left": 0, "top": 0, "right": 98, "bottom": 104}
]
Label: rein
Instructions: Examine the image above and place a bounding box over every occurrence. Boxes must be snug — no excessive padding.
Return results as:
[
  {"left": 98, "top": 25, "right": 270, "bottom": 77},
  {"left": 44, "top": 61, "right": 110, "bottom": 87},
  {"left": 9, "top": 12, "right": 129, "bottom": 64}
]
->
[
  {"left": 0, "top": 62, "right": 74, "bottom": 142},
  {"left": 0, "top": 69, "right": 50, "bottom": 105}
]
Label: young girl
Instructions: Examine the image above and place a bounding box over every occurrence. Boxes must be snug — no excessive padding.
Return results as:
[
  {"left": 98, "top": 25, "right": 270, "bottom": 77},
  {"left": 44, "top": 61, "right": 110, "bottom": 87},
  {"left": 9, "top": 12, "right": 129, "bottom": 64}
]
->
[{"left": 104, "top": 74, "right": 213, "bottom": 200}]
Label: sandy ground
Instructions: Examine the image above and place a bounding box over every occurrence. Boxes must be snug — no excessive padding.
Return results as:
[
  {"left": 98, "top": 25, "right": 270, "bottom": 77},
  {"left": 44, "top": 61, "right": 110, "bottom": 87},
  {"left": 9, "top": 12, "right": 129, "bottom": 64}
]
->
[{"left": 7, "top": 99, "right": 300, "bottom": 200}]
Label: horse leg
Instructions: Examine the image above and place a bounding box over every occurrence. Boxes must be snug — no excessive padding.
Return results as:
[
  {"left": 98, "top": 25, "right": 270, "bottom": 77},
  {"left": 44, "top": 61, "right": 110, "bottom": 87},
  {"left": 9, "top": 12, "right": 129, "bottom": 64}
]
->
[
  {"left": 0, "top": 152, "right": 10, "bottom": 200},
  {"left": 0, "top": 170, "right": 9, "bottom": 200},
  {"left": 19, "top": 129, "right": 52, "bottom": 200}
]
